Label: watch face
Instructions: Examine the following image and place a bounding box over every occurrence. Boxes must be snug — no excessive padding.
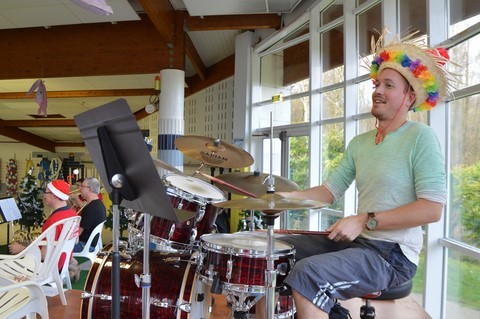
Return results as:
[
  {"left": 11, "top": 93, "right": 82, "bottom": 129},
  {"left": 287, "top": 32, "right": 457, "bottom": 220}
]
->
[{"left": 367, "top": 218, "right": 378, "bottom": 230}]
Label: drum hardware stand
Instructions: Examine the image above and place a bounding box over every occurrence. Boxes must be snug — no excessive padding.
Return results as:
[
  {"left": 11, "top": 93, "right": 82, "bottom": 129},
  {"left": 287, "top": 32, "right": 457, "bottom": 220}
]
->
[
  {"left": 139, "top": 212, "right": 153, "bottom": 319},
  {"left": 110, "top": 174, "right": 130, "bottom": 319}
]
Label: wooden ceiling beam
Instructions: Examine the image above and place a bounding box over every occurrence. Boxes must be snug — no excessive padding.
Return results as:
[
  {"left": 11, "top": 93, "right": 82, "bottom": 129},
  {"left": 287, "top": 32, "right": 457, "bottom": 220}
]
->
[
  {"left": 2, "top": 120, "right": 75, "bottom": 127},
  {"left": 138, "top": 0, "right": 175, "bottom": 45},
  {"left": 0, "top": 17, "right": 171, "bottom": 80},
  {"left": 0, "top": 123, "right": 56, "bottom": 152},
  {"left": 185, "top": 34, "right": 207, "bottom": 81},
  {"left": 0, "top": 89, "right": 156, "bottom": 100},
  {"left": 185, "top": 14, "right": 281, "bottom": 31},
  {"left": 185, "top": 54, "right": 235, "bottom": 96}
]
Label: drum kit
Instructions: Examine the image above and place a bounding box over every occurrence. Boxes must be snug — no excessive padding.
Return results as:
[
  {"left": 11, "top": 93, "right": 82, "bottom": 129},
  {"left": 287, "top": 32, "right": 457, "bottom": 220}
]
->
[{"left": 80, "top": 135, "right": 327, "bottom": 319}]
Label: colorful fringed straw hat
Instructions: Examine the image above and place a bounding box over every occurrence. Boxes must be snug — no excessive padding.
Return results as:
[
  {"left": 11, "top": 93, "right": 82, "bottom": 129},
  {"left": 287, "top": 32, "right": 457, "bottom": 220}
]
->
[{"left": 370, "top": 30, "right": 451, "bottom": 112}]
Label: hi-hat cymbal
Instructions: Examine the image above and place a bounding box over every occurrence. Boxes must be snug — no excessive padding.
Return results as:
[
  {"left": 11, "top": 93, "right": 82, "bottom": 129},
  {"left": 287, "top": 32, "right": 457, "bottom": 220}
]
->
[
  {"left": 214, "top": 171, "right": 300, "bottom": 197},
  {"left": 175, "top": 135, "right": 254, "bottom": 168},
  {"left": 213, "top": 193, "right": 328, "bottom": 214},
  {"left": 151, "top": 156, "right": 184, "bottom": 175}
]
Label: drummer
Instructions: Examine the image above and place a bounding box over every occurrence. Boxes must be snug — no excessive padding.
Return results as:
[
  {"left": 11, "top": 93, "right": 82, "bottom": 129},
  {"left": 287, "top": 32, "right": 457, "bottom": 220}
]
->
[{"left": 257, "top": 30, "right": 452, "bottom": 319}]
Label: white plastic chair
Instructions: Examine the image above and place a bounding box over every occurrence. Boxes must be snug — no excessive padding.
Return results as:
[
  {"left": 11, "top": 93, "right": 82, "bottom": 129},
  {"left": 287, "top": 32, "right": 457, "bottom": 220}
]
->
[
  {"left": 0, "top": 216, "right": 81, "bottom": 306},
  {"left": 73, "top": 221, "right": 105, "bottom": 270},
  {"left": 0, "top": 280, "right": 49, "bottom": 319}
]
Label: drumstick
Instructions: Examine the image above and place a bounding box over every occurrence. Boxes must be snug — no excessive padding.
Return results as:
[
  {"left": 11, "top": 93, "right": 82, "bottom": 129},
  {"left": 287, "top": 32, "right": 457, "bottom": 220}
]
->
[
  {"left": 195, "top": 171, "right": 258, "bottom": 198},
  {"left": 256, "top": 229, "right": 331, "bottom": 236}
]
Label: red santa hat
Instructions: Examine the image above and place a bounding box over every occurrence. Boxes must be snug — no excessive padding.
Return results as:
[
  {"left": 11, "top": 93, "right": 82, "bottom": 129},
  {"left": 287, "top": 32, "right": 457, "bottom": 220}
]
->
[{"left": 47, "top": 180, "right": 70, "bottom": 201}]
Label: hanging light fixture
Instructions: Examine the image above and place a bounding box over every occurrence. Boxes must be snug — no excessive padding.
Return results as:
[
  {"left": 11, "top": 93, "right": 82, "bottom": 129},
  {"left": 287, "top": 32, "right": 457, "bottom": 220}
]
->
[{"left": 70, "top": 0, "right": 114, "bottom": 16}]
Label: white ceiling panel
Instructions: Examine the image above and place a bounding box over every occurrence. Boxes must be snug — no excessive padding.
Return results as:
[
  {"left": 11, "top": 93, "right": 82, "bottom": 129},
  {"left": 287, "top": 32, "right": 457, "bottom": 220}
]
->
[
  {"left": 0, "top": 0, "right": 139, "bottom": 30},
  {"left": 183, "top": 0, "right": 301, "bottom": 16}
]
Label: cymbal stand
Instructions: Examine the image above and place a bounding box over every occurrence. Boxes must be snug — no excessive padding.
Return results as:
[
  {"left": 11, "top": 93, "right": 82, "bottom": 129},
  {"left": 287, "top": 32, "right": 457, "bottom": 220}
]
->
[
  {"left": 262, "top": 212, "right": 281, "bottom": 319},
  {"left": 263, "top": 111, "right": 279, "bottom": 319}
]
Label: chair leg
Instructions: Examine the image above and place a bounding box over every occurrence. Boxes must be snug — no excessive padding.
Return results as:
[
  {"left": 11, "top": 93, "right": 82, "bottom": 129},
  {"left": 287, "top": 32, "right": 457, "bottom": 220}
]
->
[{"left": 53, "top": 272, "right": 68, "bottom": 305}]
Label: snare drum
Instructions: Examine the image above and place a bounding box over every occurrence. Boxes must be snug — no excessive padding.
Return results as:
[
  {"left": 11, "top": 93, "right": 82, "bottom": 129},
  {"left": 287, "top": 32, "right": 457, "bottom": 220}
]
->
[{"left": 198, "top": 232, "right": 295, "bottom": 294}]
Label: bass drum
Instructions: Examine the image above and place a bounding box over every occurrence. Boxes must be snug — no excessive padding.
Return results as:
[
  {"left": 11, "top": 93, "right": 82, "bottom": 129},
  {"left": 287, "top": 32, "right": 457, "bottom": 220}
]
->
[{"left": 81, "top": 249, "right": 212, "bottom": 319}]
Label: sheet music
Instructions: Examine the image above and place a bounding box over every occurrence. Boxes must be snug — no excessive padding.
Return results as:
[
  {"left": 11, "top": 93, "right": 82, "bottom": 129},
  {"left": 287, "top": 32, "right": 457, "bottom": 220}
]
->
[{"left": 0, "top": 197, "right": 22, "bottom": 222}]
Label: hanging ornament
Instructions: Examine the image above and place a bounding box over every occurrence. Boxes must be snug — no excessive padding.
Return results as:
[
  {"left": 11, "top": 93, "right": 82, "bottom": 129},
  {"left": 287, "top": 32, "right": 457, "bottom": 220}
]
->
[{"left": 25, "top": 79, "right": 48, "bottom": 117}]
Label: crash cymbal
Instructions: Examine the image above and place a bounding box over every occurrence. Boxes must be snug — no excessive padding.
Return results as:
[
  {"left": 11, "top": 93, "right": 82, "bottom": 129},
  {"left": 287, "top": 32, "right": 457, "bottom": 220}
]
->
[
  {"left": 214, "top": 171, "right": 300, "bottom": 197},
  {"left": 213, "top": 193, "right": 328, "bottom": 214},
  {"left": 175, "top": 135, "right": 254, "bottom": 168},
  {"left": 151, "top": 156, "right": 184, "bottom": 175}
]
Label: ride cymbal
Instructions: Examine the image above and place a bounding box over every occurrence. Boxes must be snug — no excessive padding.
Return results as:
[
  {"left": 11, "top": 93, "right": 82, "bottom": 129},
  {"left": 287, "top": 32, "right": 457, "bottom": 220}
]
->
[
  {"left": 213, "top": 193, "right": 328, "bottom": 214},
  {"left": 214, "top": 171, "right": 300, "bottom": 197},
  {"left": 175, "top": 135, "right": 254, "bottom": 168}
]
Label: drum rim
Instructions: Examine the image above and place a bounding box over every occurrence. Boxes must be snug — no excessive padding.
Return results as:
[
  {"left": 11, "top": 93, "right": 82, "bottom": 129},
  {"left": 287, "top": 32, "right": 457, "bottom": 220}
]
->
[
  {"left": 200, "top": 233, "right": 295, "bottom": 257},
  {"left": 163, "top": 174, "right": 226, "bottom": 202}
]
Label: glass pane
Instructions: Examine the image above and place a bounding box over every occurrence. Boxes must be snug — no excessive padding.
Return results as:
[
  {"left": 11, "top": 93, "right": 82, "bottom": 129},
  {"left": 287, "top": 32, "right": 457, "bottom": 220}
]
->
[
  {"left": 321, "top": 1, "right": 343, "bottom": 25},
  {"left": 449, "top": 0, "right": 480, "bottom": 36},
  {"left": 262, "top": 137, "right": 282, "bottom": 177},
  {"left": 357, "top": 2, "right": 382, "bottom": 65},
  {"left": 322, "top": 25, "right": 344, "bottom": 85},
  {"left": 285, "top": 135, "right": 310, "bottom": 230},
  {"left": 260, "top": 41, "right": 310, "bottom": 101},
  {"left": 399, "top": 0, "right": 427, "bottom": 34},
  {"left": 258, "top": 95, "right": 310, "bottom": 128},
  {"left": 322, "top": 87, "right": 344, "bottom": 119},
  {"left": 358, "top": 80, "right": 374, "bottom": 114},
  {"left": 449, "top": 94, "right": 480, "bottom": 249},
  {"left": 319, "top": 122, "right": 345, "bottom": 229},
  {"left": 447, "top": 33, "right": 480, "bottom": 90},
  {"left": 445, "top": 250, "right": 480, "bottom": 317}
]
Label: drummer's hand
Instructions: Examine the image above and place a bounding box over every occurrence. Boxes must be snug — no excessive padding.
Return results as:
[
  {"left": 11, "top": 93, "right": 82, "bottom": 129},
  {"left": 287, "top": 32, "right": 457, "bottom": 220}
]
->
[
  {"left": 9, "top": 242, "right": 25, "bottom": 255},
  {"left": 326, "top": 214, "right": 366, "bottom": 242}
]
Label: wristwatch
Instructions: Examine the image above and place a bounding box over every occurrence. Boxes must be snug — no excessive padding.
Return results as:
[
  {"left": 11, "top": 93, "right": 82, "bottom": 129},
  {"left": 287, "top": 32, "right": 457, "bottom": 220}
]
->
[{"left": 366, "top": 212, "right": 378, "bottom": 230}]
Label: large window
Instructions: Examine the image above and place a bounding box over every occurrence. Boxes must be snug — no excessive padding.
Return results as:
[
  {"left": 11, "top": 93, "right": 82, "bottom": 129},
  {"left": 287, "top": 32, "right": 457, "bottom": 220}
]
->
[{"left": 251, "top": 1, "right": 480, "bottom": 317}]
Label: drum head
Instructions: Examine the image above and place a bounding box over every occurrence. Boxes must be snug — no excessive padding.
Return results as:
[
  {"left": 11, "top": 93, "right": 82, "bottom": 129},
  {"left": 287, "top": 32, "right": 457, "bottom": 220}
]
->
[
  {"left": 164, "top": 174, "right": 225, "bottom": 202},
  {"left": 200, "top": 232, "right": 294, "bottom": 256}
]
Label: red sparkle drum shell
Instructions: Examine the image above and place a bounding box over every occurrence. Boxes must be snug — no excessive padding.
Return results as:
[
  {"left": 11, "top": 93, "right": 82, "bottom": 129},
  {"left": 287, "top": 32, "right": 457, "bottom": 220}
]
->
[
  {"left": 81, "top": 249, "right": 211, "bottom": 319},
  {"left": 198, "top": 232, "right": 295, "bottom": 293},
  {"left": 130, "top": 174, "right": 225, "bottom": 249},
  {"left": 163, "top": 174, "right": 225, "bottom": 239}
]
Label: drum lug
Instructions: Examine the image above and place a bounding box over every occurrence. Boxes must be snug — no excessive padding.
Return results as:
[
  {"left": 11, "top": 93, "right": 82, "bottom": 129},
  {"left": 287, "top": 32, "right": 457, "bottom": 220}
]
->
[
  {"left": 190, "top": 228, "right": 198, "bottom": 243},
  {"left": 80, "top": 291, "right": 112, "bottom": 301},
  {"left": 168, "top": 224, "right": 176, "bottom": 240},
  {"left": 80, "top": 291, "right": 92, "bottom": 299},
  {"left": 226, "top": 259, "right": 233, "bottom": 281},
  {"left": 276, "top": 262, "right": 289, "bottom": 276},
  {"left": 178, "top": 302, "right": 192, "bottom": 313},
  {"left": 196, "top": 206, "right": 206, "bottom": 222}
]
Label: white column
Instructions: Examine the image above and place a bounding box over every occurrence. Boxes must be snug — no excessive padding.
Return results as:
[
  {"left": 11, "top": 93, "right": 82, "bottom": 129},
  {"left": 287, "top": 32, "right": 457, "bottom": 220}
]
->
[
  {"left": 158, "top": 69, "right": 185, "bottom": 174},
  {"left": 233, "top": 31, "right": 254, "bottom": 164}
]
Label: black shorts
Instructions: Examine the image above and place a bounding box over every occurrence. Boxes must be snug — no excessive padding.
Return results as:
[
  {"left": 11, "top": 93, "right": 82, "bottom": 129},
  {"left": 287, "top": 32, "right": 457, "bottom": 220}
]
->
[{"left": 280, "top": 235, "right": 417, "bottom": 313}]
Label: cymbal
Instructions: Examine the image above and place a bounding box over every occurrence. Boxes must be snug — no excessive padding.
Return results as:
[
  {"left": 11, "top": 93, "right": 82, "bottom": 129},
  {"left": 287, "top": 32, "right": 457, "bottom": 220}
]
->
[
  {"left": 213, "top": 193, "right": 328, "bottom": 214},
  {"left": 175, "top": 135, "right": 254, "bottom": 168},
  {"left": 214, "top": 171, "right": 300, "bottom": 197},
  {"left": 151, "top": 156, "right": 184, "bottom": 175}
]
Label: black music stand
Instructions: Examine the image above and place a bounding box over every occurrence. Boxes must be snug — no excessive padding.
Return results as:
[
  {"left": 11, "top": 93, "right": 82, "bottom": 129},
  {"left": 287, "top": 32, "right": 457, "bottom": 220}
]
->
[{"left": 74, "top": 98, "right": 180, "bottom": 319}]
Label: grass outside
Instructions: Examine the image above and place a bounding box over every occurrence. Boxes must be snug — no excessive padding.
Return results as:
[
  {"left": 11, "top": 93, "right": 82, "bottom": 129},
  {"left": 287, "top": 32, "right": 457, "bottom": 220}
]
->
[{"left": 413, "top": 252, "right": 480, "bottom": 310}]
